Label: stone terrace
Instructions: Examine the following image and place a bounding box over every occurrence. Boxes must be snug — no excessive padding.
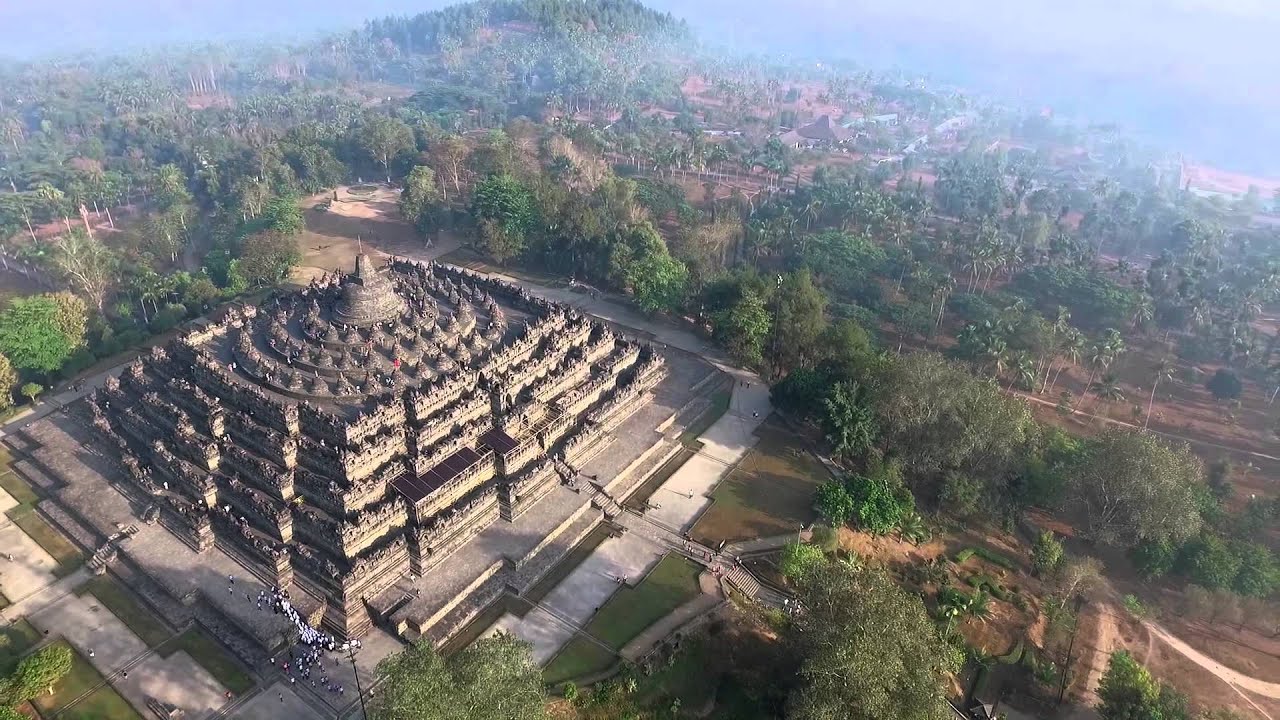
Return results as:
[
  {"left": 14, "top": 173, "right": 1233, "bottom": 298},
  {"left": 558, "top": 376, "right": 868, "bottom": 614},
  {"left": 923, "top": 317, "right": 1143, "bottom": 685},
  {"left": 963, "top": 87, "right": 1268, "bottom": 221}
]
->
[{"left": 10, "top": 256, "right": 715, "bottom": 672}]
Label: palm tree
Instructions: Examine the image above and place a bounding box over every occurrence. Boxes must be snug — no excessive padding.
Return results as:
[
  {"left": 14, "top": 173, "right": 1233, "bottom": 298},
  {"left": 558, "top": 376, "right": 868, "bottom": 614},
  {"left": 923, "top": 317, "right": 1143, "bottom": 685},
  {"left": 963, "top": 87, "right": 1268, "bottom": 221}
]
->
[
  {"left": 966, "top": 592, "right": 993, "bottom": 624},
  {"left": 1092, "top": 373, "right": 1125, "bottom": 405},
  {"left": 1011, "top": 353, "right": 1037, "bottom": 392},
  {"left": 898, "top": 512, "right": 930, "bottom": 545},
  {"left": 1145, "top": 358, "right": 1174, "bottom": 428}
]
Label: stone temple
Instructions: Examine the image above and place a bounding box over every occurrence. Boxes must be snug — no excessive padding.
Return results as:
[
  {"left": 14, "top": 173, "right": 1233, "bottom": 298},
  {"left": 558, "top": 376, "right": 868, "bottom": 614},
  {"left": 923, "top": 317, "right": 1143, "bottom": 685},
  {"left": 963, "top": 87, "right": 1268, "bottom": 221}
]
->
[{"left": 77, "top": 255, "right": 670, "bottom": 641}]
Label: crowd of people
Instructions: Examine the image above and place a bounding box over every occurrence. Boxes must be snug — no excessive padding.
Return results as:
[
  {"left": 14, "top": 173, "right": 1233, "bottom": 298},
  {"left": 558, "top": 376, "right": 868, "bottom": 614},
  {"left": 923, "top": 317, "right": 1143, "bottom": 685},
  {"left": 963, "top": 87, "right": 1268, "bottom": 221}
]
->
[{"left": 232, "top": 577, "right": 365, "bottom": 700}]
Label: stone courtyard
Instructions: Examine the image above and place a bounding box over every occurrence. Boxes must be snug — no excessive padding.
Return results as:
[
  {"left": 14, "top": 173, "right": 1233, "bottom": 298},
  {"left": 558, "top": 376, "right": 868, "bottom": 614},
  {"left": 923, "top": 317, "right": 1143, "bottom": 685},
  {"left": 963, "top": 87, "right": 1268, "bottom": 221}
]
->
[{"left": 2, "top": 255, "right": 718, "bottom": 718}]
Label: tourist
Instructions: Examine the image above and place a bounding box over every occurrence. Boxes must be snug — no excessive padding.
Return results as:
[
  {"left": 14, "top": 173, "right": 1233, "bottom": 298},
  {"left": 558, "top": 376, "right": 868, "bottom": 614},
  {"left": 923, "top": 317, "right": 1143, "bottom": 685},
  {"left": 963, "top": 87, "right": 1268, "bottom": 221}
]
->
[{"left": 88, "top": 649, "right": 95, "bottom": 658}]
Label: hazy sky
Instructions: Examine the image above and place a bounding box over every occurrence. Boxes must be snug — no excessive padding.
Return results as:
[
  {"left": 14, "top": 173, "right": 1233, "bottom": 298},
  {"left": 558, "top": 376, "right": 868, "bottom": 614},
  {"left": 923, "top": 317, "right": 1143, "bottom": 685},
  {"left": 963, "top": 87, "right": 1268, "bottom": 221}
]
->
[{"left": 2, "top": 0, "right": 1276, "bottom": 173}]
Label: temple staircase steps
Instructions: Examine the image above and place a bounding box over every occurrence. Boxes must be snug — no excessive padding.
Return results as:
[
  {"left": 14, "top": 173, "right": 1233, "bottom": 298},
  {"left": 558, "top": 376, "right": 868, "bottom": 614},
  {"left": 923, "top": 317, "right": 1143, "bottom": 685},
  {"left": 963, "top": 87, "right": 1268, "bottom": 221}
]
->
[
  {"left": 590, "top": 489, "right": 622, "bottom": 519},
  {"left": 724, "top": 566, "right": 762, "bottom": 600}
]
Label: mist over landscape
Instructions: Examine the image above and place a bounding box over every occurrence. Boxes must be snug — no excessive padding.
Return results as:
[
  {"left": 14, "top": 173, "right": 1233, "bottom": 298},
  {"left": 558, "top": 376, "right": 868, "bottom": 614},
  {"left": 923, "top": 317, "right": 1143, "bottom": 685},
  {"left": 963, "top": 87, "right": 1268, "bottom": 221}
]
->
[
  {"left": 3, "top": 0, "right": 1277, "bottom": 174},
  {"left": 0, "top": 1, "right": 1280, "bottom": 719}
]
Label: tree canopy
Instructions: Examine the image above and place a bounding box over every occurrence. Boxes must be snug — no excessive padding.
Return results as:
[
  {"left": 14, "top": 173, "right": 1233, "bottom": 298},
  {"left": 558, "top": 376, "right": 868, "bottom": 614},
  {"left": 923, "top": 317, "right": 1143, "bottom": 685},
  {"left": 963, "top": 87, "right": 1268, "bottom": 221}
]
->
[
  {"left": 787, "top": 560, "right": 957, "bottom": 720},
  {"left": 370, "top": 634, "right": 546, "bottom": 720}
]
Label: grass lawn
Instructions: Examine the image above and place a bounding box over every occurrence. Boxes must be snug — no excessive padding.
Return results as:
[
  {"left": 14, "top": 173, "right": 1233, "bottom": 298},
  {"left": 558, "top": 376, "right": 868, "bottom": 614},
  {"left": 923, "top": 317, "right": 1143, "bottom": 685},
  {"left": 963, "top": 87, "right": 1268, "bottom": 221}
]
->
[
  {"left": 0, "top": 618, "right": 42, "bottom": 673},
  {"left": 690, "top": 421, "right": 828, "bottom": 545},
  {"left": 0, "top": 469, "right": 40, "bottom": 506},
  {"left": 159, "top": 628, "right": 254, "bottom": 694},
  {"left": 31, "top": 640, "right": 141, "bottom": 720},
  {"left": 6, "top": 505, "right": 83, "bottom": 577},
  {"left": 75, "top": 576, "right": 172, "bottom": 648},
  {"left": 586, "top": 554, "right": 703, "bottom": 649},
  {"left": 542, "top": 554, "right": 702, "bottom": 685},
  {"left": 542, "top": 637, "right": 618, "bottom": 685}
]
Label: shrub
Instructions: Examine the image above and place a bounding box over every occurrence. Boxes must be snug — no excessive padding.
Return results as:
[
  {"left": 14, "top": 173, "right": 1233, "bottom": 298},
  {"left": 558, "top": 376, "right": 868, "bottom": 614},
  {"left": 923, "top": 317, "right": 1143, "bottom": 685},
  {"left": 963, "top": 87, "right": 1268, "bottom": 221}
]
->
[
  {"left": 1122, "top": 594, "right": 1148, "bottom": 618},
  {"left": 150, "top": 302, "right": 190, "bottom": 333},
  {"left": 1031, "top": 531, "right": 1065, "bottom": 577},
  {"left": 779, "top": 541, "right": 827, "bottom": 581},
  {"left": 811, "top": 525, "right": 840, "bottom": 553},
  {"left": 1205, "top": 369, "right": 1243, "bottom": 401},
  {"left": 972, "top": 547, "right": 1016, "bottom": 570}
]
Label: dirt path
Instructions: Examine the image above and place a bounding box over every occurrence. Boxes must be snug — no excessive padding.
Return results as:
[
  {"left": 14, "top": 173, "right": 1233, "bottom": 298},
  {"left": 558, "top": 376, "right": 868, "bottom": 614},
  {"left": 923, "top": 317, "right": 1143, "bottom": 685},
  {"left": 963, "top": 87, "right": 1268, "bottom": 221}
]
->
[
  {"left": 1014, "top": 391, "right": 1280, "bottom": 463},
  {"left": 1145, "top": 621, "right": 1280, "bottom": 700},
  {"left": 1080, "top": 603, "right": 1121, "bottom": 704}
]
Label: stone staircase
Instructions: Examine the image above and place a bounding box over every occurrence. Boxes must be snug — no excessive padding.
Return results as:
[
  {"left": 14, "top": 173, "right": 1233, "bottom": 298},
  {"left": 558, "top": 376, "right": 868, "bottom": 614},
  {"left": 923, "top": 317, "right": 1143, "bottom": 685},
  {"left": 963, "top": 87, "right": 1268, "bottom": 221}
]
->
[
  {"left": 590, "top": 489, "right": 622, "bottom": 519},
  {"left": 724, "top": 566, "right": 762, "bottom": 599}
]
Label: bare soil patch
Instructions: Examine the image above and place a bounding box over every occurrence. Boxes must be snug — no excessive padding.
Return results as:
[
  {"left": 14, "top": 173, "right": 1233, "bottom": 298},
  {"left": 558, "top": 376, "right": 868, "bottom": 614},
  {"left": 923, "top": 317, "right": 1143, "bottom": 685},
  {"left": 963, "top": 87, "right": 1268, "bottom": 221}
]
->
[{"left": 294, "top": 186, "right": 434, "bottom": 281}]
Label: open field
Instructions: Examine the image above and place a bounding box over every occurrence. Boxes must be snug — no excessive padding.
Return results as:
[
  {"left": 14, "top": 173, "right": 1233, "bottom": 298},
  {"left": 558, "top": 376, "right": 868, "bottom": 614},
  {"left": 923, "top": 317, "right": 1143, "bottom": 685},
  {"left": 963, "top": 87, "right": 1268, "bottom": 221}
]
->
[{"left": 689, "top": 419, "right": 828, "bottom": 545}]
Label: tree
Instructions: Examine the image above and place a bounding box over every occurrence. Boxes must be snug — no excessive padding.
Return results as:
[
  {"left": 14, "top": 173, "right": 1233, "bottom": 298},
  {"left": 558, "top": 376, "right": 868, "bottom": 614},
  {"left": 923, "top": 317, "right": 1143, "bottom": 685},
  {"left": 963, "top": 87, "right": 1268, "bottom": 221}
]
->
[
  {"left": 1145, "top": 358, "right": 1174, "bottom": 429},
  {"left": 427, "top": 134, "right": 471, "bottom": 199},
  {"left": 400, "top": 165, "right": 441, "bottom": 228},
  {"left": 627, "top": 250, "right": 688, "bottom": 315},
  {"left": 713, "top": 290, "right": 771, "bottom": 366},
  {"left": 787, "top": 561, "right": 956, "bottom": 720},
  {"left": 1065, "top": 429, "right": 1203, "bottom": 548},
  {"left": 0, "top": 353, "right": 16, "bottom": 411},
  {"left": 237, "top": 231, "right": 300, "bottom": 287},
  {"left": 1058, "top": 556, "right": 1104, "bottom": 600},
  {"left": 357, "top": 114, "right": 414, "bottom": 178},
  {"left": 19, "top": 383, "right": 42, "bottom": 404},
  {"left": 370, "top": 633, "right": 546, "bottom": 720},
  {"left": 0, "top": 644, "right": 73, "bottom": 705},
  {"left": 0, "top": 294, "right": 86, "bottom": 373},
  {"left": 1176, "top": 532, "right": 1241, "bottom": 591},
  {"left": 1232, "top": 543, "right": 1279, "bottom": 598},
  {"left": 768, "top": 269, "right": 827, "bottom": 373},
  {"left": 1097, "top": 651, "right": 1190, "bottom": 720},
  {"left": 48, "top": 229, "right": 116, "bottom": 311},
  {"left": 260, "top": 195, "right": 305, "bottom": 236},
  {"left": 471, "top": 174, "right": 534, "bottom": 263},
  {"left": 1031, "top": 531, "right": 1065, "bottom": 577},
  {"left": 848, "top": 460, "right": 913, "bottom": 535},
  {"left": 1130, "top": 538, "right": 1177, "bottom": 580},
  {"left": 864, "top": 352, "right": 1035, "bottom": 492},
  {"left": 821, "top": 381, "right": 877, "bottom": 461},
  {"left": 779, "top": 541, "right": 827, "bottom": 581},
  {"left": 815, "top": 480, "right": 856, "bottom": 526},
  {"left": 1205, "top": 369, "right": 1242, "bottom": 401}
]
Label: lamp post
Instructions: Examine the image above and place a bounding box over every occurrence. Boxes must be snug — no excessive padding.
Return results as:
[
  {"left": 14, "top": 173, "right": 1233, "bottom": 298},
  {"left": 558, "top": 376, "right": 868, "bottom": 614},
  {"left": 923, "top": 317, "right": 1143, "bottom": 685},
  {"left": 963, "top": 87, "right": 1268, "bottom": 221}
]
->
[{"left": 346, "top": 642, "right": 369, "bottom": 719}]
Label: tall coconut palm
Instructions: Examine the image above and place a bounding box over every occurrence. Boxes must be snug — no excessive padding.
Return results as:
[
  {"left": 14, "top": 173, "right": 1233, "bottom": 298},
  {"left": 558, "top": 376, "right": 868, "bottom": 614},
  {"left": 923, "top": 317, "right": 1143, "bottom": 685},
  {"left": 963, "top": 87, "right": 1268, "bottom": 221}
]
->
[
  {"left": 1145, "top": 358, "right": 1174, "bottom": 428},
  {"left": 1092, "top": 373, "right": 1125, "bottom": 405}
]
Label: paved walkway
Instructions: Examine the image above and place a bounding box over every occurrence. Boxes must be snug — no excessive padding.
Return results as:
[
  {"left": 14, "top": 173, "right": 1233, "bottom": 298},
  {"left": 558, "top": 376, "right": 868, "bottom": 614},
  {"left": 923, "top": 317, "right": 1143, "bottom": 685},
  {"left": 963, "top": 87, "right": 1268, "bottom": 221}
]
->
[{"left": 27, "top": 589, "right": 230, "bottom": 719}]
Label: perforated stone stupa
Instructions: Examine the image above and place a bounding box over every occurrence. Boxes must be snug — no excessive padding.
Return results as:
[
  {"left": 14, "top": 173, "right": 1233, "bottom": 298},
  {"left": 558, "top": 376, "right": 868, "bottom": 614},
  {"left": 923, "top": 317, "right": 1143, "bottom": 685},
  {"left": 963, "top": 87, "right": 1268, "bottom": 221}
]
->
[
  {"left": 82, "top": 256, "right": 667, "bottom": 640},
  {"left": 333, "top": 253, "right": 407, "bottom": 326}
]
